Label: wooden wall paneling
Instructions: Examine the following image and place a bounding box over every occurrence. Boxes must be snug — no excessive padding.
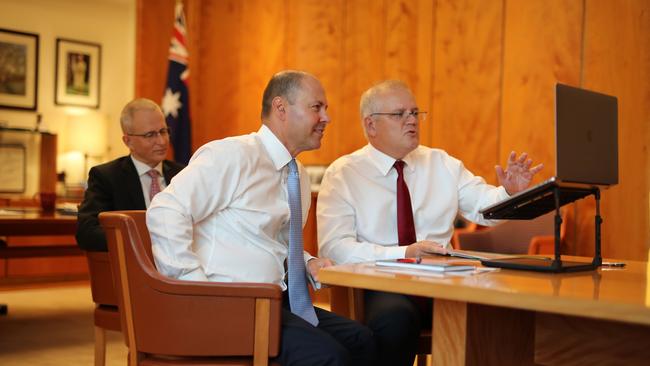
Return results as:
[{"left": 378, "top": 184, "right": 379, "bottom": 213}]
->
[
  {"left": 136, "top": 0, "right": 176, "bottom": 160},
  {"left": 500, "top": 0, "right": 583, "bottom": 185},
  {"left": 135, "top": 0, "right": 175, "bottom": 101},
  {"left": 577, "top": 0, "right": 650, "bottom": 260},
  {"left": 193, "top": 0, "right": 243, "bottom": 148},
  {"left": 285, "top": 0, "right": 345, "bottom": 165},
  {"left": 383, "top": 0, "right": 419, "bottom": 88},
  {"left": 430, "top": 0, "right": 504, "bottom": 184},
  {"left": 237, "top": 0, "right": 287, "bottom": 137},
  {"left": 338, "top": 0, "right": 385, "bottom": 157},
  {"left": 383, "top": 0, "right": 436, "bottom": 151},
  {"left": 185, "top": 0, "right": 203, "bottom": 152},
  {"left": 414, "top": 0, "right": 435, "bottom": 148}
]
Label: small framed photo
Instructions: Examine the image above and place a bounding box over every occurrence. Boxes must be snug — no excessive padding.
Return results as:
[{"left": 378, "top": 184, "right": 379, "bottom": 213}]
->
[
  {"left": 0, "top": 28, "right": 39, "bottom": 111},
  {"left": 55, "top": 38, "right": 101, "bottom": 108}
]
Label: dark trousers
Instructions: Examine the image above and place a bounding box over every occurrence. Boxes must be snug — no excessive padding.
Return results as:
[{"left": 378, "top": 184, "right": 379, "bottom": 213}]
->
[
  {"left": 364, "top": 290, "right": 433, "bottom": 366},
  {"left": 275, "top": 292, "right": 376, "bottom": 366}
]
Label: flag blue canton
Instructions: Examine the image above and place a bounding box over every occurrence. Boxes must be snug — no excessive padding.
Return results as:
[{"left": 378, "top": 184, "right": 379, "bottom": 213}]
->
[{"left": 162, "top": 3, "right": 191, "bottom": 165}]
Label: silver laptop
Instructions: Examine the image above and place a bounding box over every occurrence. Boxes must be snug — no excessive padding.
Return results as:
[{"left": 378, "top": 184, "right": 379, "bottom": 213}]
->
[{"left": 480, "top": 83, "right": 618, "bottom": 220}]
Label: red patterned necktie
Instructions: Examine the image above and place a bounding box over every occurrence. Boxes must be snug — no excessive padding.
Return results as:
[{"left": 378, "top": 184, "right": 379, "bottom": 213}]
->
[
  {"left": 394, "top": 160, "right": 416, "bottom": 246},
  {"left": 147, "top": 169, "right": 161, "bottom": 201}
]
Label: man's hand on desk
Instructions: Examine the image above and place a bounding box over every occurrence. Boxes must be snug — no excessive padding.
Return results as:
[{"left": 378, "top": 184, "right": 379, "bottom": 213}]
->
[
  {"left": 405, "top": 240, "right": 448, "bottom": 258},
  {"left": 307, "top": 257, "right": 333, "bottom": 282}
]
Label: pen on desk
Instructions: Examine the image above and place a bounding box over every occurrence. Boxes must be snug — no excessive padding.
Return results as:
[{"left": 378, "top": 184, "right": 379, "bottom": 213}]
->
[{"left": 397, "top": 257, "right": 422, "bottom": 264}]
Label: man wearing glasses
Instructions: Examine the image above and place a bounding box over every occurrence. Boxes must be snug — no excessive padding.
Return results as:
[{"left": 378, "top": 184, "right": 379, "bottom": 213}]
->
[
  {"left": 317, "top": 80, "right": 542, "bottom": 366},
  {"left": 76, "top": 98, "right": 185, "bottom": 251}
]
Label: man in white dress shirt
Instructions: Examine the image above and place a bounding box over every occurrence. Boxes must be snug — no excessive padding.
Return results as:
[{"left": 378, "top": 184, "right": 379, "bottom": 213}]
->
[
  {"left": 147, "top": 70, "right": 376, "bottom": 366},
  {"left": 317, "top": 80, "right": 543, "bottom": 366}
]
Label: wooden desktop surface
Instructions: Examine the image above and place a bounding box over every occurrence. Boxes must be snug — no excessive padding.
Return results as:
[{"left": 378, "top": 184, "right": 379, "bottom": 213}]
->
[
  {"left": 0, "top": 209, "right": 77, "bottom": 236},
  {"left": 320, "top": 255, "right": 650, "bottom": 365},
  {"left": 0, "top": 208, "right": 80, "bottom": 258},
  {"left": 320, "top": 255, "right": 649, "bottom": 325}
]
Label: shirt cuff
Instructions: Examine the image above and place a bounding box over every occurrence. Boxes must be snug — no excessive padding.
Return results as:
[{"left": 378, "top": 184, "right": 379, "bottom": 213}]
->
[
  {"left": 303, "top": 251, "right": 316, "bottom": 264},
  {"left": 382, "top": 245, "right": 409, "bottom": 260},
  {"left": 178, "top": 267, "right": 209, "bottom": 282}
]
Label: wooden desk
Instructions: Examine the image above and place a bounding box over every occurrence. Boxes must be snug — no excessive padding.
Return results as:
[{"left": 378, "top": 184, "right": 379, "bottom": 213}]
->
[
  {"left": 320, "top": 256, "right": 650, "bottom": 365},
  {"left": 0, "top": 209, "right": 82, "bottom": 314},
  {"left": 0, "top": 209, "right": 80, "bottom": 258}
]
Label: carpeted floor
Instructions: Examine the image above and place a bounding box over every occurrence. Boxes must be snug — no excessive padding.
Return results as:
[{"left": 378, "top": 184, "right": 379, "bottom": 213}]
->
[
  {"left": 0, "top": 282, "right": 127, "bottom": 365},
  {"left": 0, "top": 282, "right": 429, "bottom": 366}
]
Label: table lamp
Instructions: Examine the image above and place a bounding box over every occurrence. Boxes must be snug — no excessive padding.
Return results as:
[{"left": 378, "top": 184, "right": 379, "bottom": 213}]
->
[{"left": 64, "top": 113, "right": 107, "bottom": 185}]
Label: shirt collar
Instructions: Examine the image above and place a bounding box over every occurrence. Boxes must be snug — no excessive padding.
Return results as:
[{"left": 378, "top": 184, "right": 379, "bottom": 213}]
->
[
  {"left": 365, "top": 144, "right": 417, "bottom": 176},
  {"left": 257, "top": 124, "right": 292, "bottom": 171},
  {"left": 130, "top": 155, "right": 163, "bottom": 177}
]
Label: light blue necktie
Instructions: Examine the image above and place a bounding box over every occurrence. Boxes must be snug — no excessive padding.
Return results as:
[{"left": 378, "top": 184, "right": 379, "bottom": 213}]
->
[{"left": 287, "top": 159, "right": 319, "bottom": 326}]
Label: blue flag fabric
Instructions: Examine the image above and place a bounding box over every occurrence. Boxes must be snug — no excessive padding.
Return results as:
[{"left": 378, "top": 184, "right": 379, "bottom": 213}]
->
[{"left": 161, "top": 2, "right": 191, "bottom": 165}]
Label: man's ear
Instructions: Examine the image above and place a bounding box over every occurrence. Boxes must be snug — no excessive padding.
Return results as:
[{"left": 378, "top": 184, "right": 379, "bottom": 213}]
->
[
  {"left": 122, "top": 135, "right": 132, "bottom": 150},
  {"left": 271, "top": 96, "right": 286, "bottom": 119},
  {"left": 363, "top": 116, "right": 377, "bottom": 137}
]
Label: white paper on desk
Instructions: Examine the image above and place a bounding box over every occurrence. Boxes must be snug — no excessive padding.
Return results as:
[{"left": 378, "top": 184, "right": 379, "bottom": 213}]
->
[{"left": 374, "top": 265, "right": 499, "bottom": 278}]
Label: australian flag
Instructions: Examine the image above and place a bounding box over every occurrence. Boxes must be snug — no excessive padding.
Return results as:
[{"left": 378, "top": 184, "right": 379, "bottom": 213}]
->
[{"left": 161, "top": 2, "right": 191, "bottom": 165}]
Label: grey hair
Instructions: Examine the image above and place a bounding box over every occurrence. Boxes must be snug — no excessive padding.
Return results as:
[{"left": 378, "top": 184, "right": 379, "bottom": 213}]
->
[
  {"left": 260, "top": 70, "right": 310, "bottom": 119},
  {"left": 120, "top": 98, "right": 164, "bottom": 133},
  {"left": 359, "top": 80, "right": 412, "bottom": 120}
]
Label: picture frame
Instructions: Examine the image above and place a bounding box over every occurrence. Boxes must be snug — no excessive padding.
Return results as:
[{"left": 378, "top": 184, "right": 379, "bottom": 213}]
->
[
  {"left": 0, "top": 28, "right": 39, "bottom": 111},
  {"left": 0, "top": 144, "right": 27, "bottom": 193},
  {"left": 55, "top": 38, "right": 101, "bottom": 108}
]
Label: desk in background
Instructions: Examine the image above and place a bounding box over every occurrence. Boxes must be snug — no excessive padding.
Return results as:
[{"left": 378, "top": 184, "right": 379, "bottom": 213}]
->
[
  {"left": 320, "top": 256, "right": 650, "bottom": 366},
  {"left": 0, "top": 208, "right": 84, "bottom": 280}
]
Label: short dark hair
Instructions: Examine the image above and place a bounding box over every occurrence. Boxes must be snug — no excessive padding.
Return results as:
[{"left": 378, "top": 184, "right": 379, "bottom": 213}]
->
[{"left": 260, "top": 70, "right": 308, "bottom": 119}]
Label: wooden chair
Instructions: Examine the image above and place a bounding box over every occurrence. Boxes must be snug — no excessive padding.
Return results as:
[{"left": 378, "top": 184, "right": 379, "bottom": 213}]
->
[
  {"left": 86, "top": 251, "right": 121, "bottom": 366},
  {"left": 99, "top": 210, "right": 282, "bottom": 366},
  {"left": 455, "top": 211, "right": 567, "bottom": 255}
]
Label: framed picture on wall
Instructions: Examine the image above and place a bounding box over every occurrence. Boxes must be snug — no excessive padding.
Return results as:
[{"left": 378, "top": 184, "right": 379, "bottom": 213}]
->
[
  {"left": 55, "top": 38, "right": 101, "bottom": 108},
  {"left": 0, "top": 28, "right": 39, "bottom": 111}
]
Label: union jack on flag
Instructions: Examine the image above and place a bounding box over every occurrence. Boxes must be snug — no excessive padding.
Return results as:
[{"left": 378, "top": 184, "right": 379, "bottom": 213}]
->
[{"left": 161, "top": 1, "right": 191, "bottom": 165}]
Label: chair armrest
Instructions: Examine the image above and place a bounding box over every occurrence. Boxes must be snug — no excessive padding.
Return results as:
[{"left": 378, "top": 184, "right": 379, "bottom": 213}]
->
[
  {"left": 148, "top": 274, "right": 283, "bottom": 299},
  {"left": 527, "top": 235, "right": 555, "bottom": 255}
]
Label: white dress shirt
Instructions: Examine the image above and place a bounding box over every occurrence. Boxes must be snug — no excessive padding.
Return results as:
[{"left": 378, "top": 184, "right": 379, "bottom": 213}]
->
[
  {"left": 130, "top": 156, "right": 166, "bottom": 208},
  {"left": 147, "top": 125, "right": 313, "bottom": 290},
  {"left": 317, "top": 144, "right": 509, "bottom": 264}
]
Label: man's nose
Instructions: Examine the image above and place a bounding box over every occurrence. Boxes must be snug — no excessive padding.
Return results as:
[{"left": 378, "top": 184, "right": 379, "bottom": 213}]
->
[{"left": 321, "top": 110, "right": 331, "bottom": 123}]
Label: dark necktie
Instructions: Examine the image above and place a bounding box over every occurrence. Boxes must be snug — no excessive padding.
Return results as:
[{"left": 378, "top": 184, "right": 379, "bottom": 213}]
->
[
  {"left": 395, "top": 160, "right": 416, "bottom": 246},
  {"left": 287, "top": 159, "right": 319, "bottom": 326}
]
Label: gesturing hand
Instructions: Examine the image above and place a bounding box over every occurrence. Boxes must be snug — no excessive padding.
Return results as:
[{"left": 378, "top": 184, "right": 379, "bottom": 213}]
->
[{"left": 495, "top": 151, "right": 544, "bottom": 195}]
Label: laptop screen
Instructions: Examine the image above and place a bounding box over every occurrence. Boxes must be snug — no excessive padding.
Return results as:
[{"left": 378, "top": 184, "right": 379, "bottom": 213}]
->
[{"left": 556, "top": 84, "right": 618, "bottom": 185}]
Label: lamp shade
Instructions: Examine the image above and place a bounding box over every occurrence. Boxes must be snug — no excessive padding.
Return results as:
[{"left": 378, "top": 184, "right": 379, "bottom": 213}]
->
[{"left": 65, "top": 113, "right": 107, "bottom": 156}]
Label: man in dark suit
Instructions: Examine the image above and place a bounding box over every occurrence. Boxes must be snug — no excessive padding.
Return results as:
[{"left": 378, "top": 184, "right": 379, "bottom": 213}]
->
[{"left": 76, "top": 98, "right": 185, "bottom": 251}]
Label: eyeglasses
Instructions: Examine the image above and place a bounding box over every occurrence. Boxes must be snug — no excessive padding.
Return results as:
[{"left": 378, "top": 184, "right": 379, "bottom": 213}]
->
[
  {"left": 369, "top": 110, "right": 428, "bottom": 122},
  {"left": 127, "top": 127, "right": 171, "bottom": 139}
]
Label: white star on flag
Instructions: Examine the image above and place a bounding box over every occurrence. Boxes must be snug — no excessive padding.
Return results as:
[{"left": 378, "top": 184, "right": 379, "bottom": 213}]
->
[{"left": 162, "top": 88, "right": 182, "bottom": 118}]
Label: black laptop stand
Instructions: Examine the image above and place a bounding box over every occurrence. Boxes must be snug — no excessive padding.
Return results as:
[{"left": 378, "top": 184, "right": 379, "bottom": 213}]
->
[{"left": 480, "top": 185, "right": 603, "bottom": 273}]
